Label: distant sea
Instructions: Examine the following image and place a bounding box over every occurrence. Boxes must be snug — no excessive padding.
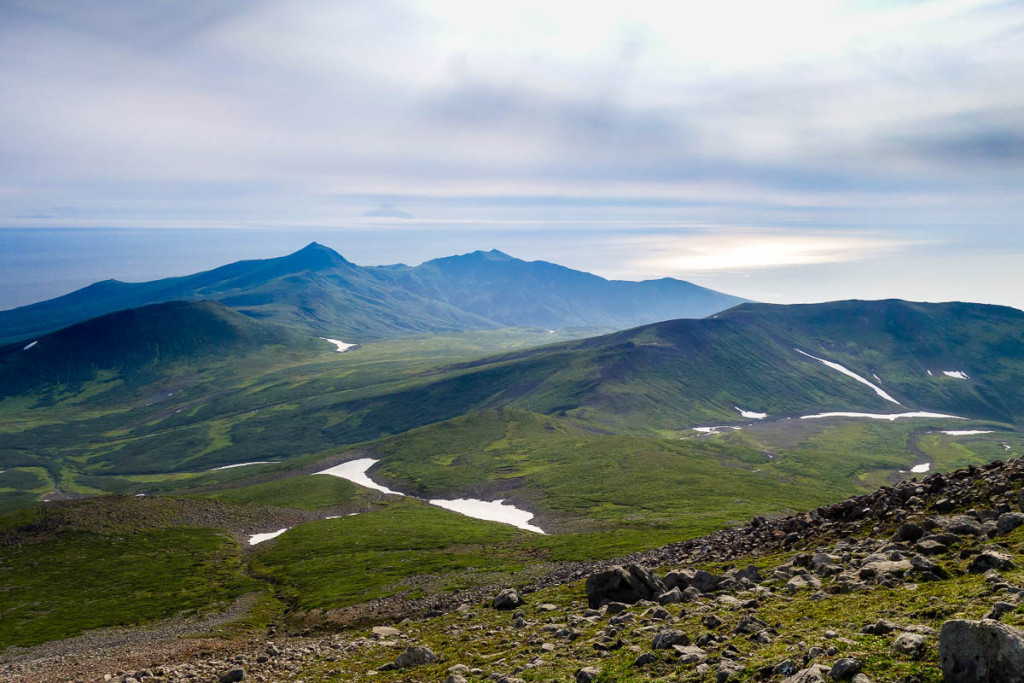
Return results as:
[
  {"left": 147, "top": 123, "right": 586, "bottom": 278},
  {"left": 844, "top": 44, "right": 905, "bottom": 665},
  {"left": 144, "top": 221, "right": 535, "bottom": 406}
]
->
[{"left": 0, "top": 227, "right": 417, "bottom": 312}]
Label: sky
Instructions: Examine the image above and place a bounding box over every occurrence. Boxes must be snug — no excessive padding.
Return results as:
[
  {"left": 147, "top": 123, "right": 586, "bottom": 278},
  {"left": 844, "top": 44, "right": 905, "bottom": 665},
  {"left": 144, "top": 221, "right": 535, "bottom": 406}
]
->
[{"left": 1, "top": 0, "right": 1023, "bottom": 309}]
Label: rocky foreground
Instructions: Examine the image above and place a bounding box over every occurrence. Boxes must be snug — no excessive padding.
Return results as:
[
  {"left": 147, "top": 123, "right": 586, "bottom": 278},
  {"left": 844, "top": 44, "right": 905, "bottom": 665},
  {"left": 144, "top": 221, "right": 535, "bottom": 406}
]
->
[{"left": 8, "top": 457, "right": 1024, "bottom": 682}]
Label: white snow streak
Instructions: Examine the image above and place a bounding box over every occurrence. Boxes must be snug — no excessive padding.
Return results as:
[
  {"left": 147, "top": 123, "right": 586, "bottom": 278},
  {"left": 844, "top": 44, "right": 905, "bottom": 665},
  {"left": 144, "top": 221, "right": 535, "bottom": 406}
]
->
[{"left": 795, "top": 349, "right": 901, "bottom": 405}]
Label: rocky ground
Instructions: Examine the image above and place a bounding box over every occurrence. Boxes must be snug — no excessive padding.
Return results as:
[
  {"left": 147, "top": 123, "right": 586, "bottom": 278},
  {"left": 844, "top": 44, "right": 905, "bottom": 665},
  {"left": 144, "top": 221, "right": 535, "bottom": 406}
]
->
[{"left": 7, "top": 457, "right": 1024, "bottom": 682}]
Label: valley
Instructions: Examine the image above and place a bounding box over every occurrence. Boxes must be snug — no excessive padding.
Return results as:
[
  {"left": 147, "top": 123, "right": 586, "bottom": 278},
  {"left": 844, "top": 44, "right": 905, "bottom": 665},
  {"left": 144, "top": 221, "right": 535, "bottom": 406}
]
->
[{"left": 2, "top": 248, "right": 1024, "bottom": 682}]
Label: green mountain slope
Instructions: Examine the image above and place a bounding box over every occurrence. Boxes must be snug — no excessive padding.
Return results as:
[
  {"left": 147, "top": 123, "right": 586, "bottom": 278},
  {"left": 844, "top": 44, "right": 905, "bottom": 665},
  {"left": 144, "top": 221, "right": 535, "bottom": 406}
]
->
[
  {"left": 0, "top": 244, "right": 745, "bottom": 345},
  {"left": 0, "top": 300, "right": 309, "bottom": 397}
]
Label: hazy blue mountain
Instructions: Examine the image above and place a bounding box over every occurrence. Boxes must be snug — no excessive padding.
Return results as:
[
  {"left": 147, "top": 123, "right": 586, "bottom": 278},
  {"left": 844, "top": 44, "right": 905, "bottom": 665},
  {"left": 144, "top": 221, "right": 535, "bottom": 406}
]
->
[
  {"left": 370, "top": 249, "right": 747, "bottom": 330},
  {"left": 0, "top": 243, "right": 745, "bottom": 344}
]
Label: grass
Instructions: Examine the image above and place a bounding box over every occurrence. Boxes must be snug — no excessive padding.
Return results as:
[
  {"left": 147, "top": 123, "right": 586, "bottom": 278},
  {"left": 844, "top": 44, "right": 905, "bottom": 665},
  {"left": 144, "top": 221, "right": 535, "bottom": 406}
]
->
[
  {"left": 0, "top": 526, "right": 256, "bottom": 648},
  {"left": 251, "top": 499, "right": 528, "bottom": 611},
  {"left": 206, "top": 474, "right": 366, "bottom": 511}
]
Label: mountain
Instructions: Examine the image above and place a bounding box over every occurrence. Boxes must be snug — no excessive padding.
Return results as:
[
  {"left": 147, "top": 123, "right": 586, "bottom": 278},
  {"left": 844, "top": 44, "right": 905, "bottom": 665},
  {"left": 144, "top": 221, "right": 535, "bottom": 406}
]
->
[
  {"left": 325, "top": 299, "right": 1024, "bottom": 435},
  {"left": 0, "top": 300, "right": 307, "bottom": 397},
  {"left": 0, "top": 243, "right": 746, "bottom": 345},
  {"left": 370, "top": 249, "right": 747, "bottom": 330}
]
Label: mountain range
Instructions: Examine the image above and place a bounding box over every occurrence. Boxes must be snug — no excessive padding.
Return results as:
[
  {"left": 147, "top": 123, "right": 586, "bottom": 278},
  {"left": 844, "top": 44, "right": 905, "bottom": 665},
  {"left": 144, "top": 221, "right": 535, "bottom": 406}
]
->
[{"left": 0, "top": 243, "right": 746, "bottom": 345}]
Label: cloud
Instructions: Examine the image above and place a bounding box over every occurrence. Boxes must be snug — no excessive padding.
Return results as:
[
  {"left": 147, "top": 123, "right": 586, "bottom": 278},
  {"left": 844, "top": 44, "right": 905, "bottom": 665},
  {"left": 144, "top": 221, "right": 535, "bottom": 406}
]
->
[{"left": 617, "top": 229, "right": 926, "bottom": 273}]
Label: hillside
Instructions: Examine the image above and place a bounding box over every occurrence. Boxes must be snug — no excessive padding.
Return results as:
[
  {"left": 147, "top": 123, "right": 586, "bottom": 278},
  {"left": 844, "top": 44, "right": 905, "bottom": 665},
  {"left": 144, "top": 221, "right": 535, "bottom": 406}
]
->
[
  {"left": 0, "top": 244, "right": 746, "bottom": 345},
  {"left": 0, "top": 300, "right": 311, "bottom": 397},
  {"left": 6, "top": 455, "right": 1024, "bottom": 682}
]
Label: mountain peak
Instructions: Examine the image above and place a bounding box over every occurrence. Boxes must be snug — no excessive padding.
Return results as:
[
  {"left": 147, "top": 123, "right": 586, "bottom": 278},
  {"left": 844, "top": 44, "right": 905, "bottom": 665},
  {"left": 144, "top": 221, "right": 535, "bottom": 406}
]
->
[{"left": 282, "top": 242, "right": 353, "bottom": 269}]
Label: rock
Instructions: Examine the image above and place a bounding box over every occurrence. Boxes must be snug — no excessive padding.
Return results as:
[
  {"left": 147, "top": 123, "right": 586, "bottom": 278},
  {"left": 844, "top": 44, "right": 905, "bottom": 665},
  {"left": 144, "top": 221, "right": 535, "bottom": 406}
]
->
[
  {"left": 986, "top": 602, "right": 1016, "bottom": 621},
  {"left": 219, "top": 670, "right": 245, "bottom": 683},
  {"left": 717, "top": 660, "right": 744, "bottom": 682},
  {"left": 858, "top": 559, "right": 913, "bottom": 582},
  {"left": 786, "top": 574, "right": 821, "bottom": 592},
  {"left": 773, "top": 659, "right": 799, "bottom": 676},
  {"left": 969, "top": 550, "right": 1016, "bottom": 573},
  {"left": 861, "top": 619, "right": 899, "bottom": 635},
  {"left": 829, "top": 658, "right": 863, "bottom": 680},
  {"left": 446, "top": 675, "right": 468, "bottom": 683},
  {"left": 893, "top": 523, "right": 924, "bottom": 542},
  {"left": 940, "top": 619, "right": 1024, "bottom": 682},
  {"left": 910, "top": 554, "right": 949, "bottom": 579},
  {"left": 702, "top": 614, "right": 724, "bottom": 629},
  {"left": 915, "top": 539, "right": 948, "bottom": 555},
  {"left": 673, "top": 645, "right": 707, "bottom": 664},
  {"left": 946, "top": 515, "right": 983, "bottom": 536},
  {"left": 604, "top": 601, "right": 629, "bottom": 615},
  {"left": 585, "top": 564, "right": 667, "bottom": 608},
  {"left": 393, "top": 646, "right": 438, "bottom": 669},
  {"left": 733, "top": 615, "right": 768, "bottom": 635},
  {"left": 652, "top": 629, "right": 690, "bottom": 649},
  {"left": 633, "top": 652, "right": 658, "bottom": 667},
  {"left": 575, "top": 666, "right": 602, "bottom": 682},
  {"left": 372, "top": 626, "right": 401, "bottom": 638},
  {"left": 997, "top": 512, "right": 1024, "bottom": 536},
  {"left": 658, "top": 587, "right": 682, "bottom": 605},
  {"left": 690, "top": 569, "right": 722, "bottom": 593},
  {"left": 891, "top": 632, "right": 928, "bottom": 659},
  {"left": 782, "top": 664, "right": 830, "bottom": 683},
  {"left": 851, "top": 675, "right": 872, "bottom": 683},
  {"left": 493, "top": 588, "right": 523, "bottom": 610},
  {"left": 736, "top": 564, "right": 764, "bottom": 583}
]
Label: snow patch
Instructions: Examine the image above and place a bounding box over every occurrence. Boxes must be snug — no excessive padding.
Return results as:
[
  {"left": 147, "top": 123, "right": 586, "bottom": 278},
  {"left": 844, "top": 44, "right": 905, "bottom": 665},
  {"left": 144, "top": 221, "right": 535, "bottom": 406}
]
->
[
  {"left": 249, "top": 528, "right": 290, "bottom": 545},
  {"left": 428, "top": 498, "right": 546, "bottom": 534},
  {"left": 316, "top": 458, "right": 405, "bottom": 496},
  {"left": 22, "top": 341, "right": 37, "bottom": 351},
  {"left": 316, "top": 458, "right": 545, "bottom": 533},
  {"left": 794, "top": 349, "right": 901, "bottom": 405},
  {"left": 943, "top": 370, "right": 969, "bottom": 380},
  {"left": 941, "top": 430, "right": 994, "bottom": 436},
  {"left": 211, "top": 461, "right": 279, "bottom": 471},
  {"left": 735, "top": 407, "right": 767, "bottom": 419},
  {"left": 692, "top": 426, "right": 742, "bottom": 434},
  {"left": 911, "top": 463, "right": 931, "bottom": 474},
  {"left": 927, "top": 370, "right": 933, "bottom": 376},
  {"left": 320, "top": 338, "right": 357, "bottom": 353},
  {"left": 801, "top": 411, "right": 966, "bottom": 422}
]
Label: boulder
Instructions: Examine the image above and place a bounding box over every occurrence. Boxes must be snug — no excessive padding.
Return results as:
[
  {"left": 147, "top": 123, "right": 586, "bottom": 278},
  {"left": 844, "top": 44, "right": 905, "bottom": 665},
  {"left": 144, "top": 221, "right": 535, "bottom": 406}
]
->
[
  {"left": 940, "top": 619, "right": 1024, "bottom": 682},
  {"left": 493, "top": 588, "right": 523, "bottom": 610},
  {"left": 782, "top": 664, "right": 830, "bottom": 683},
  {"left": 393, "top": 646, "right": 438, "bottom": 669},
  {"left": 969, "top": 550, "right": 1016, "bottom": 574},
  {"left": 893, "top": 523, "right": 924, "bottom": 543},
  {"left": 829, "top": 658, "right": 863, "bottom": 680},
  {"left": 575, "top": 667, "right": 601, "bottom": 683},
  {"left": 997, "top": 512, "right": 1024, "bottom": 536},
  {"left": 652, "top": 629, "right": 690, "bottom": 649},
  {"left": 219, "top": 671, "right": 245, "bottom": 683},
  {"left": 891, "top": 632, "right": 928, "bottom": 659},
  {"left": 585, "top": 564, "right": 667, "bottom": 609},
  {"left": 735, "top": 564, "right": 764, "bottom": 583},
  {"left": 690, "top": 569, "right": 722, "bottom": 593}
]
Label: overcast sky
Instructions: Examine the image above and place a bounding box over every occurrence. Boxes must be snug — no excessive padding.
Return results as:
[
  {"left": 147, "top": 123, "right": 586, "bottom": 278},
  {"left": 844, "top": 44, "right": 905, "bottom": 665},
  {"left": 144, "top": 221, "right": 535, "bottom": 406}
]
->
[{"left": 1, "top": 0, "right": 1023, "bottom": 308}]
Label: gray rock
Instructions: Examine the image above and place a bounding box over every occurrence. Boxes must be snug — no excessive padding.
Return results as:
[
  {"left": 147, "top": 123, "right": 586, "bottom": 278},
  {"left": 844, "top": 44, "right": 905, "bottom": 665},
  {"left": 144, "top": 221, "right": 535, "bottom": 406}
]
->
[
  {"left": 493, "top": 588, "right": 523, "bottom": 610},
  {"left": 652, "top": 629, "right": 690, "bottom": 649},
  {"left": 690, "top": 569, "right": 722, "bottom": 594},
  {"left": 585, "top": 564, "right": 667, "bottom": 609},
  {"left": 575, "top": 666, "right": 602, "bottom": 682},
  {"left": 663, "top": 569, "right": 694, "bottom": 590},
  {"left": 372, "top": 626, "right": 402, "bottom": 638},
  {"left": 782, "top": 664, "right": 831, "bottom": 683},
  {"left": 946, "top": 515, "right": 984, "bottom": 536},
  {"left": 915, "top": 539, "right": 948, "bottom": 555},
  {"left": 829, "top": 658, "right": 863, "bottom": 680},
  {"left": 940, "top": 619, "right": 1024, "bottom": 682},
  {"left": 773, "top": 659, "right": 799, "bottom": 676},
  {"left": 219, "top": 670, "right": 245, "bottom": 683},
  {"left": 891, "top": 632, "right": 928, "bottom": 659},
  {"left": 970, "top": 550, "right": 1016, "bottom": 573},
  {"left": 986, "top": 602, "right": 1016, "bottom": 621},
  {"left": 658, "top": 587, "right": 682, "bottom": 605},
  {"left": 998, "top": 512, "right": 1024, "bottom": 536},
  {"left": 673, "top": 645, "right": 707, "bottom": 664},
  {"left": 446, "top": 675, "right": 468, "bottom": 683},
  {"left": 393, "top": 646, "right": 438, "bottom": 669},
  {"left": 717, "top": 660, "right": 744, "bottom": 682},
  {"left": 633, "top": 652, "right": 658, "bottom": 667},
  {"left": 893, "top": 523, "right": 924, "bottom": 543},
  {"left": 910, "top": 554, "right": 949, "bottom": 579},
  {"left": 735, "top": 564, "right": 763, "bottom": 583}
]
